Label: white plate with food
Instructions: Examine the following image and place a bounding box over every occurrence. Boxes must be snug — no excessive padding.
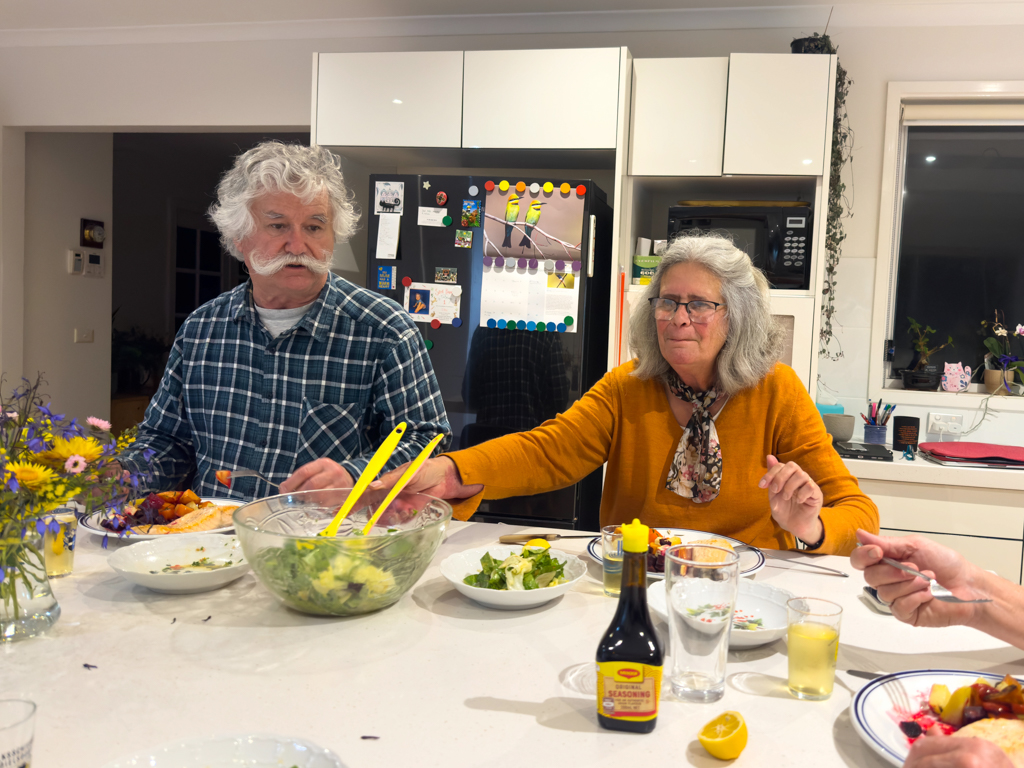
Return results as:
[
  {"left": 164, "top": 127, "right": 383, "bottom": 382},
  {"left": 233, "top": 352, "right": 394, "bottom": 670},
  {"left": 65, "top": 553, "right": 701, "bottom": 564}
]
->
[
  {"left": 101, "top": 733, "right": 345, "bottom": 768},
  {"left": 647, "top": 579, "right": 792, "bottom": 648},
  {"left": 850, "top": 669, "right": 1024, "bottom": 767},
  {"left": 108, "top": 534, "right": 250, "bottom": 594},
  {"left": 79, "top": 493, "right": 241, "bottom": 540},
  {"left": 586, "top": 527, "right": 765, "bottom": 579},
  {"left": 440, "top": 544, "right": 587, "bottom": 610}
]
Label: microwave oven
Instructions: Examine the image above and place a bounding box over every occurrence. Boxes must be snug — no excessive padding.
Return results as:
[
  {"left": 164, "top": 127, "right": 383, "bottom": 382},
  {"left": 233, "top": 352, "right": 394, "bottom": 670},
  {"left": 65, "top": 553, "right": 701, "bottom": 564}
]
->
[{"left": 667, "top": 201, "right": 812, "bottom": 290}]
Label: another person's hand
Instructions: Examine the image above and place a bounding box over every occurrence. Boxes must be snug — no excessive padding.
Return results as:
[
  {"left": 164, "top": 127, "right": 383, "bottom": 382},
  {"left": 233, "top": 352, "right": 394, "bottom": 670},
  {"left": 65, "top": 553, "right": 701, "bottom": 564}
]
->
[
  {"left": 373, "top": 456, "right": 482, "bottom": 500},
  {"left": 759, "top": 455, "right": 824, "bottom": 545},
  {"left": 851, "top": 530, "right": 983, "bottom": 628},
  {"left": 280, "top": 458, "right": 354, "bottom": 493},
  {"left": 903, "top": 729, "right": 1013, "bottom": 768}
]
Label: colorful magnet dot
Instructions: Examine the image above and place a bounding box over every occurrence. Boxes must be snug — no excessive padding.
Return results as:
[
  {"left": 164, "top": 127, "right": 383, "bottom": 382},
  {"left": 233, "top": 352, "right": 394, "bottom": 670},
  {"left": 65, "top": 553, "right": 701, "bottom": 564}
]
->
[
  {"left": 484, "top": 180, "right": 495, "bottom": 191},
  {"left": 564, "top": 316, "right": 574, "bottom": 325},
  {"left": 424, "top": 339, "right": 434, "bottom": 350},
  {"left": 468, "top": 185, "right": 479, "bottom": 196},
  {"left": 452, "top": 318, "right": 463, "bottom": 328},
  {"left": 527, "top": 321, "right": 536, "bottom": 331},
  {"left": 517, "top": 320, "right": 526, "bottom": 330},
  {"left": 517, "top": 258, "right": 527, "bottom": 268},
  {"left": 487, "top": 318, "right": 496, "bottom": 329},
  {"left": 557, "top": 323, "right": 566, "bottom": 333},
  {"left": 545, "top": 259, "right": 556, "bottom": 272},
  {"left": 529, "top": 183, "right": 540, "bottom": 194},
  {"left": 436, "top": 191, "right": 447, "bottom": 205},
  {"left": 495, "top": 256, "right": 505, "bottom": 268},
  {"left": 572, "top": 260, "right": 582, "bottom": 273},
  {"left": 497, "top": 319, "right": 506, "bottom": 329},
  {"left": 442, "top": 215, "right": 452, "bottom": 226},
  {"left": 555, "top": 260, "right": 565, "bottom": 271},
  {"left": 402, "top": 276, "right": 412, "bottom": 287},
  {"left": 515, "top": 181, "right": 526, "bottom": 193},
  {"left": 528, "top": 258, "right": 538, "bottom": 269},
  {"left": 543, "top": 182, "right": 554, "bottom": 194},
  {"left": 576, "top": 185, "right": 587, "bottom": 196},
  {"left": 498, "top": 180, "right": 509, "bottom": 192},
  {"left": 560, "top": 183, "right": 571, "bottom": 194},
  {"left": 430, "top": 319, "right": 441, "bottom": 330},
  {"left": 537, "top": 323, "right": 545, "bottom": 332},
  {"left": 483, "top": 256, "right": 493, "bottom": 267}
]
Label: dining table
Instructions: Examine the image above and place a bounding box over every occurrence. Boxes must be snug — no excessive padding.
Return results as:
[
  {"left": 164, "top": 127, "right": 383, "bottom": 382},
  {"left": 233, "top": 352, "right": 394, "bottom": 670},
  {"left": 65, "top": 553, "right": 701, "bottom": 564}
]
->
[{"left": 6, "top": 519, "right": 1022, "bottom": 767}]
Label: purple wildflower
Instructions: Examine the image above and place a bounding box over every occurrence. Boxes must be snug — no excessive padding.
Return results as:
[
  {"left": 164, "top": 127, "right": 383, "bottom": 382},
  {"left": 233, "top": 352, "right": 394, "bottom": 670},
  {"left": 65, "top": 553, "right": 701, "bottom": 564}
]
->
[
  {"left": 142, "top": 449, "right": 156, "bottom": 463},
  {"left": 36, "top": 519, "right": 46, "bottom": 535},
  {"left": 0, "top": 566, "right": 5, "bottom": 583},
  {"left": 6, "top": 476, "right": 19, "bottom": 492}
]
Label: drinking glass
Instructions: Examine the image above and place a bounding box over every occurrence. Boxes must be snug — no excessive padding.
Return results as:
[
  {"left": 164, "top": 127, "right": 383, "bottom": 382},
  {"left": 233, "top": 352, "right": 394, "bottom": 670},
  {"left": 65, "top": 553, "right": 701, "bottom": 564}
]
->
[
  {"left": 601, "top": 525, "right": 624, "bottom": 598},
  {"left": 787, "top": 597, "right": 843, "bottom": 700},
  {"left": 0, "top": 700, "right": 35, "bottom": 767},
  {"left": 43, "top": 510, "right": 78, "bottom": 578},
  {"left": 665, "top": 544, "right": 740, "bottom": 702}
]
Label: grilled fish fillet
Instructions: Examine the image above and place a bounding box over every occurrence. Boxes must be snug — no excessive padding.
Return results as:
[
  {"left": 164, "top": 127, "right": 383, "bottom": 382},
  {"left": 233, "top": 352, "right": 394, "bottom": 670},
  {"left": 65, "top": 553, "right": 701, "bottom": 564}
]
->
[
  {"left": 135, "top": 504, "right": 236, "bottom": 535},
  {"left": 687, "top": 538, "right": 736, "bottom": 563}
]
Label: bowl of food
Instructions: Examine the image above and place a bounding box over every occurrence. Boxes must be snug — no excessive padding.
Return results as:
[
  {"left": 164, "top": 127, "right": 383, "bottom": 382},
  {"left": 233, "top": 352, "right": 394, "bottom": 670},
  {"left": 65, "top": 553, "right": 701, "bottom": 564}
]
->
[
  {"left": 440, "top": 543, "right": 587, "bottom": 610},
  {"left": 234, "top": 488, "right": 451, "bottom": 617},
  {"left": 107, "top": 534, "right": 249, "bottom": 594}
]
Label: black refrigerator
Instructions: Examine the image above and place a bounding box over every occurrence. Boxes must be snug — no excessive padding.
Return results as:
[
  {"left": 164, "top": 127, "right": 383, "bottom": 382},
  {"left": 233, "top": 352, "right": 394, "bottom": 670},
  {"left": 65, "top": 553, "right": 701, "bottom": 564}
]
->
[{"left": 365, "top": 173, "right": 613, "bottom": 530}]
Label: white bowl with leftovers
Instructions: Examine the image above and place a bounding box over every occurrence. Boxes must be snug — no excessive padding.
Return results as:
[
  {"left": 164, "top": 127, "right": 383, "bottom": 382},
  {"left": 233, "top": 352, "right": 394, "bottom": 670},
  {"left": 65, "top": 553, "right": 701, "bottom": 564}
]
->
[{"left": 107, "top": 534, "right": 250, "bottom": 594}]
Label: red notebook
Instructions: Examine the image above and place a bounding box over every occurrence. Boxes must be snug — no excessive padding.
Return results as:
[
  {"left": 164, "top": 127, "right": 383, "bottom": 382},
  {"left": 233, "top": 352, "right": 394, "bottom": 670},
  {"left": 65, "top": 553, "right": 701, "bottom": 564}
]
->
[{"left": 918, "top": 442, "right": 1024, "bottom": 464}]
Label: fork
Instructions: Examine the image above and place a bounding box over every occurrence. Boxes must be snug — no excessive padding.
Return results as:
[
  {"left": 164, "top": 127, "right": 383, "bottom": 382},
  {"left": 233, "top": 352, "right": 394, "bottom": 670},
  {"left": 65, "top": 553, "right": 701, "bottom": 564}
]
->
[
  {"left": 881, "top": 556, "right": 992, "bottom": 604},
  {"left": 222, "top": 468, "right": 279, "bottom": 489}
]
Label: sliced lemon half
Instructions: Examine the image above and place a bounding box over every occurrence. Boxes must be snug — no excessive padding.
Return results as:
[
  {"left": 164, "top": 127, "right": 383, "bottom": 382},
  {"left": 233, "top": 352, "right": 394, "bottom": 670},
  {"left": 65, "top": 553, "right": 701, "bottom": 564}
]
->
[
  {"left": 522, "top": 538, "right": 550, "bottom": 551},
  {"left": 698, "top": 710, "right": 748, "bottom": 760}
]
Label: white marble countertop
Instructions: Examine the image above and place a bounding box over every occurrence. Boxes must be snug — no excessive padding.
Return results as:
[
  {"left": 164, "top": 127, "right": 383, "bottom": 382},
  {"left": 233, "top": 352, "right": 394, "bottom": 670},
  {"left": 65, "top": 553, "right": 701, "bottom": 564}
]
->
[
  {"left": 843, "top": 452, "right": 1024, "bottom": 490},
  {"left": 6, "top": 521, "right": 1020, "bottom": 767}
]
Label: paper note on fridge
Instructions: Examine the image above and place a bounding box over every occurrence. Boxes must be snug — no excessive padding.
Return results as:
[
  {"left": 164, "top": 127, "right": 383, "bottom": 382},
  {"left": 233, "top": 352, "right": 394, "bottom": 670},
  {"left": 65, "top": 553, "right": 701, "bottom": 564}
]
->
[
  {"left": 417, "top": 207, "right": 448, "bottom": 227},
  {"left": 404, "top": 282, "right": 462, "bottom": 324},
  {"left": 375, "top": 213, "right": 401, "bottom": 260}
]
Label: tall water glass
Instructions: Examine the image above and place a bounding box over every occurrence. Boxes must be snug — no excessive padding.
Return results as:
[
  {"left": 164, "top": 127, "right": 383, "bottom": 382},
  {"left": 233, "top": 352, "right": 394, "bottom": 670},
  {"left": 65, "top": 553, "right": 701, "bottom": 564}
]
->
[
  {"left": 665, "top": 544, "right": 740, "bottom": 702},
  {"left": 0, "top": 700, "right": 36, "bottom": 768},
  {"left": 787, "top": 597, "right": 842, "bottom": 700},
  {"left": 601, "top": 525, "right": 624, "bottom": 598}
]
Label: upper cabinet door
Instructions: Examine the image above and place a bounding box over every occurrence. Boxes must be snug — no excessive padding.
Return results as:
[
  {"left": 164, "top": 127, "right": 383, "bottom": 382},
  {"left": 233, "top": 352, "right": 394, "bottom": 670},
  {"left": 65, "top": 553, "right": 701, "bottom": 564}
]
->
[
  {"left": 462, "top": 48, "right": 621, "bottom": 149},
  {"left": 629, "top": 58, "right": 729, "bottom": 176},
  {"left": 315, "top": 52, "right": 464, "bottom": 147},
  {"left": 723, "top": 54, "right": 832, "bottom": 176}
]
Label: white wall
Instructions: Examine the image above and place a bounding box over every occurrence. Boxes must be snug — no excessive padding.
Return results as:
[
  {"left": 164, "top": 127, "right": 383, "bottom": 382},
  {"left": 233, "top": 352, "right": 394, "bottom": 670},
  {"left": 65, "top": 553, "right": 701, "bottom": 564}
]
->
[
  {"left": 23, "top": 132, "right": 112, "bottom": 421},
  {"left": 4, "top": 24, "right": 1024, "bottom": 435}
]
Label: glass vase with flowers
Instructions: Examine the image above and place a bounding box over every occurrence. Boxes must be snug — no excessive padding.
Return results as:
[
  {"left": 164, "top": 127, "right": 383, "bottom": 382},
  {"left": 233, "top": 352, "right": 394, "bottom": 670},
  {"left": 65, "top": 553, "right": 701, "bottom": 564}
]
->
[
  {"left": 981, "top": 311, "right": 1024, "bottom": 395},
  {"left": 0, "top": 376, "right": 148, "bottom": 641}
]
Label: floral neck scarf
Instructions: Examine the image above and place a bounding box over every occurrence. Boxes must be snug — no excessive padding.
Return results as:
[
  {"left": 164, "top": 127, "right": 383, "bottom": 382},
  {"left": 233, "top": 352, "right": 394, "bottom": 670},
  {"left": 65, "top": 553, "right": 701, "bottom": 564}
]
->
[{"left": 665, "top": 372, "right": 722, "bottom": 503}]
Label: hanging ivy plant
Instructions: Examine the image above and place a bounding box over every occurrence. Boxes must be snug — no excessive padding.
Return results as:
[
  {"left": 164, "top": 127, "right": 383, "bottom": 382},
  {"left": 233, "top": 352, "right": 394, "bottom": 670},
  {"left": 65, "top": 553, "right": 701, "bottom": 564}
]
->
[{"left": 792, "top": 33, "right": 854, "bottom": 361}]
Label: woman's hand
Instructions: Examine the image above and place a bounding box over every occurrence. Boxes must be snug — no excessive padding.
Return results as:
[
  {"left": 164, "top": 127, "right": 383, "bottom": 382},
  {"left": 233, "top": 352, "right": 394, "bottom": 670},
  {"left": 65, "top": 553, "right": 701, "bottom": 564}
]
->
[
  {"left": 759, "top": 455, "right": 824, "bottom": 545},
  {"left": 903, "top": 729, "right": 1013, "bottom": 768},
  {"left": 372, "top": 457, "right": 482, "bottom": 500}
]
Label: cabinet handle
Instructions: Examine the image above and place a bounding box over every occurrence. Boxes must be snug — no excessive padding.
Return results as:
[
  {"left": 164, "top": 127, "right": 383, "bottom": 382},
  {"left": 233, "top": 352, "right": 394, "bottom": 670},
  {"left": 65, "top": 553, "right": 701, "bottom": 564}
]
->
[{"left": 588, "top": 215, "right": 596, "bottom": 278}]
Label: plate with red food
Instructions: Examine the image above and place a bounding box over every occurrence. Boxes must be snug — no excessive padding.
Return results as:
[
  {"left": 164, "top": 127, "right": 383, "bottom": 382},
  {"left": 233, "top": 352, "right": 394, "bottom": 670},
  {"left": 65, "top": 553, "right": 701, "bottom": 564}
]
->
[
  {"left": 585, "top": 526, "right": 765, "bottom": 579},
  {"left": 79, "top": 490, "right": 241, "bottom": 540},
  {"left": 851, "top": 669, "right": 1024, "bottom": 766}
]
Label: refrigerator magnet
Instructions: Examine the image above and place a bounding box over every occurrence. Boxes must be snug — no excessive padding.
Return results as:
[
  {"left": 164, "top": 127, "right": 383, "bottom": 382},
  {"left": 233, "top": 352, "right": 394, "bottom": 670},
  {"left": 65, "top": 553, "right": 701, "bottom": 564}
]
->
[
  {"left": 454, "top": 230, "right": 473, "bottom": 248},
  {"left": 435, "top": 267, "right": 457, "bottom": 284},
  {"left": 374, "top": 181, "right": 404, "bottom": 215},
  {"left": 461, "top": 200, "right": 481, "bottom": 227},
  {"left": 436, "top": 191, "right": 448, "bottom": 206},
  {"left": 376, "top": 265, "right": 398, "bottom": 291}
]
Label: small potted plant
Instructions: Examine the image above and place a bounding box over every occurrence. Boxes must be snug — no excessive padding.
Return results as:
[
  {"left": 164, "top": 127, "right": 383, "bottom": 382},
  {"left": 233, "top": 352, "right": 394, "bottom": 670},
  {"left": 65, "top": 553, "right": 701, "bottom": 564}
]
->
[
  {"left": 902, "top": 317, "right": 953, "bottom": 391},
  {"left": 981, "top": 311, "right": 1023, "bottom": 395}
]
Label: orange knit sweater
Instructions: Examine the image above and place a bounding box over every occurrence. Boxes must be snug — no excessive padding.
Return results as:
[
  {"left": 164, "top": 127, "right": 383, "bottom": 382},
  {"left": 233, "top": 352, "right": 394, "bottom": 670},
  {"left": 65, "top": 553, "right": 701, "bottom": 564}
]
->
[{"left": 447, "top": 361, "right": 878, "bottom": 555}]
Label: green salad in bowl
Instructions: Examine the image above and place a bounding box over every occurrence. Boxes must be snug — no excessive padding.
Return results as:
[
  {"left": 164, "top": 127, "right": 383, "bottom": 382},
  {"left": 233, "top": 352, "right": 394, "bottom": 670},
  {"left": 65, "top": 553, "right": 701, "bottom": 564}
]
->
[{"left": 233, "top": 488, "right": 451, "bottom": 616}]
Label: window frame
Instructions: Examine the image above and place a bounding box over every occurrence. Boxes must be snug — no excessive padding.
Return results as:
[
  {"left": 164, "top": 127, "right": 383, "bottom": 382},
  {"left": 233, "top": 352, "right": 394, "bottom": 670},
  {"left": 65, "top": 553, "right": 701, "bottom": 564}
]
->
[{"left": 869, "top": 79, "right": 1024, "bottom": 413}]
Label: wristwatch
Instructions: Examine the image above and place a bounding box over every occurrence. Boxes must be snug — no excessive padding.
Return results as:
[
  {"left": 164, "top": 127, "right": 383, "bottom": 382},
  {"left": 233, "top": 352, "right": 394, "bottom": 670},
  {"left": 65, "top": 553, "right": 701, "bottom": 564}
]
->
[{"left": 796, "top": 519, "right": 826, "bottom": 551}]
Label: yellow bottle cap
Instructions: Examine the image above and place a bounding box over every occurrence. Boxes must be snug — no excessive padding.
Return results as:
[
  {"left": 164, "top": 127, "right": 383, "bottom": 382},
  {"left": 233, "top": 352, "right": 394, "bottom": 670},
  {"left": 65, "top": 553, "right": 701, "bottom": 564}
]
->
[{"left": 621, "top": 518, "right": 649, "bottom": 553}]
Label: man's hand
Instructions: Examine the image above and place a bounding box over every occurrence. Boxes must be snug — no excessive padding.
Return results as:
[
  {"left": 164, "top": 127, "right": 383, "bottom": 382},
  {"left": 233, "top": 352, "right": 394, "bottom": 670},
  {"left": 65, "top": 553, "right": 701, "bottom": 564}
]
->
[
  {"left": 903, "top": 730, "right": 1013, "bottom": 768},
  {"left": 851, "top": 530, "right": 983, "bottom": 629},
  {"left": 759, "top": 455, "right": 824, "bottom": 545},
  {"left": 372, "top": 457, "right": 482, "bottom": 500},
  {"left": 280, "top": 458, "right": 354, "bottom": 493}
]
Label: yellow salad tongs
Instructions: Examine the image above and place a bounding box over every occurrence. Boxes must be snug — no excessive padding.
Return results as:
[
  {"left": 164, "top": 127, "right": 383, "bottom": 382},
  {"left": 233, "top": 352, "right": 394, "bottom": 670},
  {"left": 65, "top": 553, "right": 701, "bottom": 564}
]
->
[
  {"left": 360, "top": 433, "right": 446, "bottom": 535},
  {"left": 319, "top": 422, "right": 407, "bottom": 537}
]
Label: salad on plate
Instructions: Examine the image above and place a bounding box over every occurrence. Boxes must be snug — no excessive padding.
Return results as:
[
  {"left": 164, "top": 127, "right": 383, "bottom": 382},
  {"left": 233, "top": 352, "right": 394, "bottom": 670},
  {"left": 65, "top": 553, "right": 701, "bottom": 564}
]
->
[{"left": 463, "top": 541, "right": 567, "bottom": 591}]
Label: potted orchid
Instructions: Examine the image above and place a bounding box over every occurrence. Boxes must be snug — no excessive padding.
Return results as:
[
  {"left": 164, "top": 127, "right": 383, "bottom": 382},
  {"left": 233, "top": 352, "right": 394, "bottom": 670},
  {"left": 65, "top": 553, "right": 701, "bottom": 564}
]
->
[
  {"left": 1, "top": 375, "right": 148, "bottom": 641},
  {"left": 981, "top": 311, "right": 1024, "bottom": 395}
]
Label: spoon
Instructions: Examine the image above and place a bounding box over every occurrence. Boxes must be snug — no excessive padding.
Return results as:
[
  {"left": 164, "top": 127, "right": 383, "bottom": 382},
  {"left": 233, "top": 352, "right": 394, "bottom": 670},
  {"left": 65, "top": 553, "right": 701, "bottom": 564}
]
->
[
  {"left": 880, "top": 557, "right": 992, "bottom": 604},
  {"left": 360, "top": 433, "right": 446, "bottom": 535}
]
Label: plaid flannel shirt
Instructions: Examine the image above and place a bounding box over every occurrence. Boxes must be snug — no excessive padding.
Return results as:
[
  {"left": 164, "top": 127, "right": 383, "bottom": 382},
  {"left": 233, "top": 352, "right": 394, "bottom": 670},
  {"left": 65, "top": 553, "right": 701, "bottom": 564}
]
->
[{"left": 120, "top": 274, "right": 451, "bottom": 500}]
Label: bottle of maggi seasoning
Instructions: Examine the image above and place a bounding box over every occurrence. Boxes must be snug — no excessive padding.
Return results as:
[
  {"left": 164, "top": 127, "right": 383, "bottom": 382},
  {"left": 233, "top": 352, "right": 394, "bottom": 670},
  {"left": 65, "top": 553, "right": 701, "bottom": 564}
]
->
[{"left": 596, "top": 518, "right": 664, "bottom": 733}]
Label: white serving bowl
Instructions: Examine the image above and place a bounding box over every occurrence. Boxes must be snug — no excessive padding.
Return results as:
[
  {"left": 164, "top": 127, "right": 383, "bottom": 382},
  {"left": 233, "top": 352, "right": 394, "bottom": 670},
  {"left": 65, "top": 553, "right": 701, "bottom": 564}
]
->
[
  {"left": 648, "top": 579, "right": 793, "bottom": 648},
  {"left": 440, "top": 544, "right": 586, "bottom": 610},
  {"left": 108, "top": 534, "right": 250, "bottom": 594},
  {"left": 101, "top": 733, "right": 345, "bottom": 768}
]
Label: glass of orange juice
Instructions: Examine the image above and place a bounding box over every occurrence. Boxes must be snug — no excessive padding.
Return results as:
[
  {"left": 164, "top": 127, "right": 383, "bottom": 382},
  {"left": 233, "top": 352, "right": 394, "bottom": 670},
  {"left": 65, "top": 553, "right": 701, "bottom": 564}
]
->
[
  {"left": 786, "top": 597, "right": 842, "bottom": 700},
  {"left": 43, "top": 510, "right": 79, "bottom": 578}
]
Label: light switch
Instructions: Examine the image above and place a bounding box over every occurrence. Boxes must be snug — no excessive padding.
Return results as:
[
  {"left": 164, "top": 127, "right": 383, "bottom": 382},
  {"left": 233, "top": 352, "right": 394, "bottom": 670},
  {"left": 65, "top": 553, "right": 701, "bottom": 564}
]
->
[{"left": 74, "top": 329, "right": 94, "bottom": 343}]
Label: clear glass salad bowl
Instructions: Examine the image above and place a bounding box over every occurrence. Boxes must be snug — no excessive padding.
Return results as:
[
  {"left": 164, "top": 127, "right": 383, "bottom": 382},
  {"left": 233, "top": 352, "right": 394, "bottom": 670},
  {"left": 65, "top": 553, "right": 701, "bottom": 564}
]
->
[{"left": 233, "top": 488, "right": 451, "bottom": 617}]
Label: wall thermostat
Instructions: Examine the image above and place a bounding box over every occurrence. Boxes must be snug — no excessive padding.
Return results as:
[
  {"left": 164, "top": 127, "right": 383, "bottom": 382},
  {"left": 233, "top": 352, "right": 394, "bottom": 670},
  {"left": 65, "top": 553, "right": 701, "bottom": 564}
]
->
[
  {"left": 83, "top": 251, "right": 104, "bottom": 277},
  {"left": 67, "top": 250, "right": 84, "bottom": 275}
]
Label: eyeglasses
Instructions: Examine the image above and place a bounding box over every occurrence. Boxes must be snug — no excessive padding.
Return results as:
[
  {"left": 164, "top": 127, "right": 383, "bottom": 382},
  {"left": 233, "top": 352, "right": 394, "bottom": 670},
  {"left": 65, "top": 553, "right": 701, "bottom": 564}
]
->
[{"left": 648, "top": 297, "right": 725, "bottom": 323}]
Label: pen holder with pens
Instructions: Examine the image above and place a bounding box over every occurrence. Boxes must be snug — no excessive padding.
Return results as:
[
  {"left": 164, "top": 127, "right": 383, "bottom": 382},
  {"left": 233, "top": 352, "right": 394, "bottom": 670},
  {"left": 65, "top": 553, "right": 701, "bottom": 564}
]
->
[{"left": 863, "top": 425, "right": 888, "bottom": 445}]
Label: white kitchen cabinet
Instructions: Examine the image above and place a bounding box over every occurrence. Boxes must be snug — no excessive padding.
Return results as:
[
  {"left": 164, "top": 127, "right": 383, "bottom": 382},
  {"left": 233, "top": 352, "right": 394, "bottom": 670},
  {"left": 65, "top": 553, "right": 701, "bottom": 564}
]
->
[
  {"left": 768, "top": 293, "right": 815, "bottom": 390},
  {"left": 462, "top": 48, "right": 622, "bottom": 150},
  {"left": 723, "top": 54, "right": 832, "bottom": 176},
  {"left": 313, "top": 52, "right": 464, "bottom": 148},
  {"left": 629, "top": 58, "right": 729, "bottom": 176}
]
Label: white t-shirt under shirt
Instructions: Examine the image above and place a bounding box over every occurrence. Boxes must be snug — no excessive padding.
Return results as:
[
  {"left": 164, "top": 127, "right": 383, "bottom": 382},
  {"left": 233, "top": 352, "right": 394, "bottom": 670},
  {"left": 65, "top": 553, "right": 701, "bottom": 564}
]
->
[{"left": 255, "top": 301, "right": 315, "bottom": 338}]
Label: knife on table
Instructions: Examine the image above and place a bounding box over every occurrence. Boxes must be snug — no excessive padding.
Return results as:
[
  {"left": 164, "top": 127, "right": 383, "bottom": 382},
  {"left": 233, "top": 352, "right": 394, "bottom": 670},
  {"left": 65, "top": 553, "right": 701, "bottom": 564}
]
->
[{"left": 498, "top": 533, "right": 598, "bottom": 543}]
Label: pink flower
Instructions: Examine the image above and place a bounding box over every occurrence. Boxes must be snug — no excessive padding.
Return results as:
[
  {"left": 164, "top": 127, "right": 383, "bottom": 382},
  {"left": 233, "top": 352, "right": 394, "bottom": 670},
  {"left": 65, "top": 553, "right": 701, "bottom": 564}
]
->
[
  {"left": 1017, "top": 324, "right": 1024, "bottom": 336},
  {"left": 87, "top": 417, "right": 112, "bottom": 431},
  {"left": 64, "top": 455, "right": 87, "bottom": 474}
]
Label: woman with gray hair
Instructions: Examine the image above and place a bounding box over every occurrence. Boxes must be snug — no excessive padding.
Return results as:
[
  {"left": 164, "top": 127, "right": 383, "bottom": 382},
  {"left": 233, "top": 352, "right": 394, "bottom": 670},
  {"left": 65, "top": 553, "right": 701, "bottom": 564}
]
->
[{"left": 379, "top": 234, "right": 877, "bottom": 554}]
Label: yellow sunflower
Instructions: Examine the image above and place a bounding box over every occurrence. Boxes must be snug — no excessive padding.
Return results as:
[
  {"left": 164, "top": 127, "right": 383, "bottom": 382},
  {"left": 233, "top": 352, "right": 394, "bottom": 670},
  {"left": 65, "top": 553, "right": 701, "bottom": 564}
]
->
[
  {"left": 6, "top": 460, "right": 57, "bottom": 491},
  {"left": 37, "top": 436, "right": 104, "bottom": 468}
]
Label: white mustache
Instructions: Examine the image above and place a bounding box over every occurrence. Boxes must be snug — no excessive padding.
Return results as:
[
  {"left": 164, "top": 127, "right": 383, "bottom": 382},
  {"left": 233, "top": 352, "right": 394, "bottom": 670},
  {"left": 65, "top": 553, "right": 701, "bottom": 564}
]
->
[{"left": 248, "top": 248, "right": 333, "bottom": 277}]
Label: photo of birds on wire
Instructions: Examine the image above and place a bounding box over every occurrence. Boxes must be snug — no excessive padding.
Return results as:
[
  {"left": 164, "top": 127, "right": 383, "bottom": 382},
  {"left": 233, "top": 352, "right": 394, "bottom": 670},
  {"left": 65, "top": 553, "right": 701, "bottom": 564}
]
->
[{"left": 483, "top": 183, "right": 585, "bottom": 260}]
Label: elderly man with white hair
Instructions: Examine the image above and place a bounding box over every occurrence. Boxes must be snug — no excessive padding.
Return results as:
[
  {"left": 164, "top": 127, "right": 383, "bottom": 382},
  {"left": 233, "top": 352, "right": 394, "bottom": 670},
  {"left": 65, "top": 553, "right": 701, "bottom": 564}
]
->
[{"left": 119, "top": 141, "right": 450, "bottom": 499}]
